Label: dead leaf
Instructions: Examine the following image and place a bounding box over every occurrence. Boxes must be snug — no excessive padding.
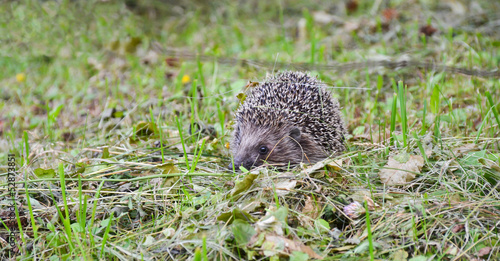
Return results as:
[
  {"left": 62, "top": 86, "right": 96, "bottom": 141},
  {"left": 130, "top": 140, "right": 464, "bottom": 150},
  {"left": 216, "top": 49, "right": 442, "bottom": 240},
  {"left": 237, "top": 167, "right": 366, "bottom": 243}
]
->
[
  {"left": 379, "top": 154, "right": 424, "bottom": 185},
  {"left": 391, "top": 249, "right": 408, "bottom": 261},
  {"left": 326, "top": 159, "right": 343, "bottom": 171},
  {"left": 363, "top": 195, "right": 379, "bottom": 210},
  {"left": 420, "top": 25, "right": 437, "bottom": 36},
  {"left": 255, "top": 216, "right": 283, "bottom": 235},
  {"left": 382, "top": 8, "right": 398, "bottom": 22},
  {"left": 301, "top": 196, "right": 321, "bottom": 219},
  {"left": 452, "top": 143, "right": 477, "bottom": 156},
  {"left": 451, "top": 224, "right": 465, "bottom": 233},
  {"left": 444, "top": 0, "right": 466, "bottom": 15},
  {"left": 346, "top": 0, "right": 358, "bottom": 14},
  {"left": 275, "top": 180, "right": 297, "bottom": 196},
  {"left": 141, "top": 50, "right": 159, "bottom": 65},
  {"left": 236, "top": 92, "right": 247, "bottom": 105},
  {"left": 162, "top": 227, "right": 176, "bottom": 238},
  {"left": 476, "top": 247, "right": 491, "bottom": 257},
  {"left": 135, "top": 121, "right": 159, "bottom": 138},
  {"left": 344, "top": 21, "right": 360, "bottom": 32},
  {"left": 301, "top": 158, "right": 343, "bottom": 175},
  {"left": 312, "top": 11, "right": 341, "bottom": 24},
  {"left": 165, "top": 57, "right": 180, "bottom": 67},
  {"left": 62, "top": 132, "right": 75, "bottom": 141},
  {"left": 124, "top": 36, "right": 142, "bottom": 53},
  {"left": 165, "top": 71, "right": 176, "bottom": 80},
  {"left": 241, "top": 200, "right": 265, "bottom": 213},
  {"left": 231, "top": 173, "right": 259, "bottom": 197},
  {"left": 87, "top": 57, "right": 103, "bottom": 71},
  {"left": 424, "top": 148, "right": 433, "bottom": 158},
  {"left": 217, "top": 209, "right": 255, "bottom": 224},
  {"left": 156, "top": 162, "right": 181, "bottom": 187},
  {"left": 298, "top": 196, "right": 318, "bottom": 228},
  {"left": 331, "top": 245, "right": 356, "bottom": 252},
  {"left": 157, "top": 162, "right": 180, "bottom": 174},
  {"left": 244, "top": 80, "right": 260, "bottom": 89},
  {"left": 445, "top": 243, "right": 458, "bottom": 255},
  {"left": 259, "top": 234, "right": 323, "bottom": 259},
  {"left": 344, "top": 236, "right": 361, "bottom": 245}
]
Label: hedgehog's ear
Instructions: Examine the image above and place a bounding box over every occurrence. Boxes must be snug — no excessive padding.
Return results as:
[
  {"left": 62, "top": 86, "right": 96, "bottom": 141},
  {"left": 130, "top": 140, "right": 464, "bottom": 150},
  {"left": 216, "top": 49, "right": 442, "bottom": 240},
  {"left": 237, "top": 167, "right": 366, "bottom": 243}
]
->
[{"left": 289, "top": 127, "right": 301, "bottom": 141}]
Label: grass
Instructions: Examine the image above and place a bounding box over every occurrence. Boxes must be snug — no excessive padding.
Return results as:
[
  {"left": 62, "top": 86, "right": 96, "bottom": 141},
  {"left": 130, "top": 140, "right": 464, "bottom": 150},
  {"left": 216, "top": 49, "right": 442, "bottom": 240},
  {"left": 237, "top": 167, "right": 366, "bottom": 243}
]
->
[{"left": 0, "top": 0, "right": 499, "bottom": 260}]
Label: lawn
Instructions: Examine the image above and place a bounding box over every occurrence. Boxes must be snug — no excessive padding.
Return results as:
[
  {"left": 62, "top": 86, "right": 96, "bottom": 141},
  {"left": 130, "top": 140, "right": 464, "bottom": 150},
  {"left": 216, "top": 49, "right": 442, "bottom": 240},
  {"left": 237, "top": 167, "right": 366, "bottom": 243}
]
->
[{"left": 0, "top": 0, "right": 499, "bottom": 260}]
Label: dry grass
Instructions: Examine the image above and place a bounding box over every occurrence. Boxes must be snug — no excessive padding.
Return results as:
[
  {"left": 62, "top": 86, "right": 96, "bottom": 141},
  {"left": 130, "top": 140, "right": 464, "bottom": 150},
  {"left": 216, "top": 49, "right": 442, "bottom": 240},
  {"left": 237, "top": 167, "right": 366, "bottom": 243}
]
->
[{"left": 0, "top": 0, "right": 499, "bottom": 260}]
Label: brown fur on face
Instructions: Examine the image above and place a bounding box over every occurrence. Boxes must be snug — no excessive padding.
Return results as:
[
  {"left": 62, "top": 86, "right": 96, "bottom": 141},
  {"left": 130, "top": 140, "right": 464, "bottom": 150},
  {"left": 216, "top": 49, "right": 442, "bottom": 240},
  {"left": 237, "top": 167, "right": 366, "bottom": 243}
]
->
[{"left": 230, "top": 122, "right": 328, "bottom": 170}]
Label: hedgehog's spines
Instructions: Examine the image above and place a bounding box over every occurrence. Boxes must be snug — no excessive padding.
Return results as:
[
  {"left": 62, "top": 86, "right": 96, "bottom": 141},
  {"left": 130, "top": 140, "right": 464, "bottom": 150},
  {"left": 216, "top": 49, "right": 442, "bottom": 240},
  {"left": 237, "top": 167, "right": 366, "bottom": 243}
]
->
[{"left": 232, "top": 71, "right": 346, "bottom": 166}]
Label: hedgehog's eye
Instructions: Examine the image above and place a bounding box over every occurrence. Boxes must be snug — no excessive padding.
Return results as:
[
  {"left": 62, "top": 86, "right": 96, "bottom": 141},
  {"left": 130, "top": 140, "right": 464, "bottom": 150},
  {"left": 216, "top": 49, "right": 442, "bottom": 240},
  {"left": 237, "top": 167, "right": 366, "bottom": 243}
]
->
[{"left": 258, "top": 146, "right": 269, "bottom": 155}]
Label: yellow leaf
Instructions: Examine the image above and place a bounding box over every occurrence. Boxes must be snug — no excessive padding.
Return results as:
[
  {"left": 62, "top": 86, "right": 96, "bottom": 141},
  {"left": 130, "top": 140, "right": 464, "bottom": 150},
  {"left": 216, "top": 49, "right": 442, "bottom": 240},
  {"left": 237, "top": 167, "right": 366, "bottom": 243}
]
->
[
  {"left": 301, "top": 195, "right": 320, "bottom": 219},
  {"left": 157, "top": 162, "right": 180, "bottom": 174},
  {"left": 236, "top": 92, "right": 247, "bottom": 104},
  {"left": 124, "top": 37, "right": 142, "bottom": 53},
  {"left": 16, "top": 73, "right": 26, "bottom": 83},
  {"left": 326, "top": 159, "right": 342, "bottom": 171},
  {"left": 181, "top": 74, "right": 191, "bottom": 84},
  {"left": 231, "top": 173, "right": 258, "bottom": 198}
]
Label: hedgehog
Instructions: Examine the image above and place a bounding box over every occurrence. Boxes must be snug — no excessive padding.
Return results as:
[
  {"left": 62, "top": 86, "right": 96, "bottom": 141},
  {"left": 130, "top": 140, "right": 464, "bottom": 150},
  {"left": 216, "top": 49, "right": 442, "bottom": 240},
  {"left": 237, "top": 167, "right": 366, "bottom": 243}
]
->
[{"left": 229, "top": 71, "right": 346, "bottom": 170}]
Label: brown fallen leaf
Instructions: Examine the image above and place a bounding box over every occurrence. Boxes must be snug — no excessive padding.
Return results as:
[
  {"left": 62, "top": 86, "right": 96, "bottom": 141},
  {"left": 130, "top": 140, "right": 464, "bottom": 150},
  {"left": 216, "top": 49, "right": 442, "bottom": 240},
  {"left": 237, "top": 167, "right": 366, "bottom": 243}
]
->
[
  {"left": 301, "top": 158, "right": 343, "bottom": 175},
  {"left": 165, "top": 57, "right": 180, "bottom": 67},
  {"left": 141, "top": 50, "right": 159, "bottom": 65},
  {"left": 62, "top": 132, "right": 75, "bottom": 142},
  {"left": 261, "top": 234, "right": 324, "bottom": 260},
  {"left": 301, "top": 196, "right": 321, "bottom": 219},
  {"left": 275, "top": 180, "right": 297, "bottom": 196},
  {"left": 382, "top": 8, "right": 398, "bottom": 22},
  {"left": 298, "top": 196, "right": 321, "bottom": 228},
  {"left": 346, "top": 0, "right": 358, "bottom": 14},
  {"left": 451, "top": 224, "right": 465, "bottom": 233},
  {"left": 363, "top": 195, "right": 379, "bottom": 210},
  {"left": 476, "top": 247, "right": 491, "bottom": 258},
  {"left": 445, "top": 243, "right": 458, "bottom": 255},
  {"left": 420, "top": 25, "right": 437, "bottom": 36},
  {"left": 224, "top": 181, "right": 235, "bottom": 188},
  {"left": 379, "top": 153, "right": 424, "bottom": 185},
  {"left": 391, "top": 249, "right": 409, "bottom": 260},
  {"left": 312, "top": 11, "right": 342, "bottom": 24},
  {"left": 344, "top": 21, "right": 361, "bottom": 33},
  {"left": 330, "top": 245, "right": 356, "bottom": 252},
  {"left": 326, "top": 159, "right": 343, "bottom": 171},
  {"left": 452, "top": 143, "right": 477, "bottom": 156}
]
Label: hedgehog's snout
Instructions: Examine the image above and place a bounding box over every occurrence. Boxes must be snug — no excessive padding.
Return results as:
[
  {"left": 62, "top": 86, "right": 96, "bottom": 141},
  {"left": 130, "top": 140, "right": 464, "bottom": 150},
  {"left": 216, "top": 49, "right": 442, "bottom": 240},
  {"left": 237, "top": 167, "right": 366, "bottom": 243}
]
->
[
  {"left": 227, "top": 162, "right": 233, "bottom": 170},
  {"left": 228, "top": 157, "right": 257, "bottom": 171}
]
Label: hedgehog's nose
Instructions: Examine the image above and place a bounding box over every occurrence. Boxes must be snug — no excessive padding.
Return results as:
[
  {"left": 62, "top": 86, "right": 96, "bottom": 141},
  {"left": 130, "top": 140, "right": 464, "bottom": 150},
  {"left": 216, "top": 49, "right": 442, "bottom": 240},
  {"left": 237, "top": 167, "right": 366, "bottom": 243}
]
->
[
  {"left": 228, "top": 160, "right": 241, "bottom": 170},
  {"left": 228, "top": 159, "right": 245, "bottom": 171}
]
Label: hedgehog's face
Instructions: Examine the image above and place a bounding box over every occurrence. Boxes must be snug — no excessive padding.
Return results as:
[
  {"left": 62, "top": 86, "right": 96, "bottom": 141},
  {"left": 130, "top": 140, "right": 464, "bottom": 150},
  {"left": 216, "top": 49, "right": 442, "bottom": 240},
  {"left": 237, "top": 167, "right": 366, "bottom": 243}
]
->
[{"left": 229, "top": 123, "right": 305, "bottom": 170}]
